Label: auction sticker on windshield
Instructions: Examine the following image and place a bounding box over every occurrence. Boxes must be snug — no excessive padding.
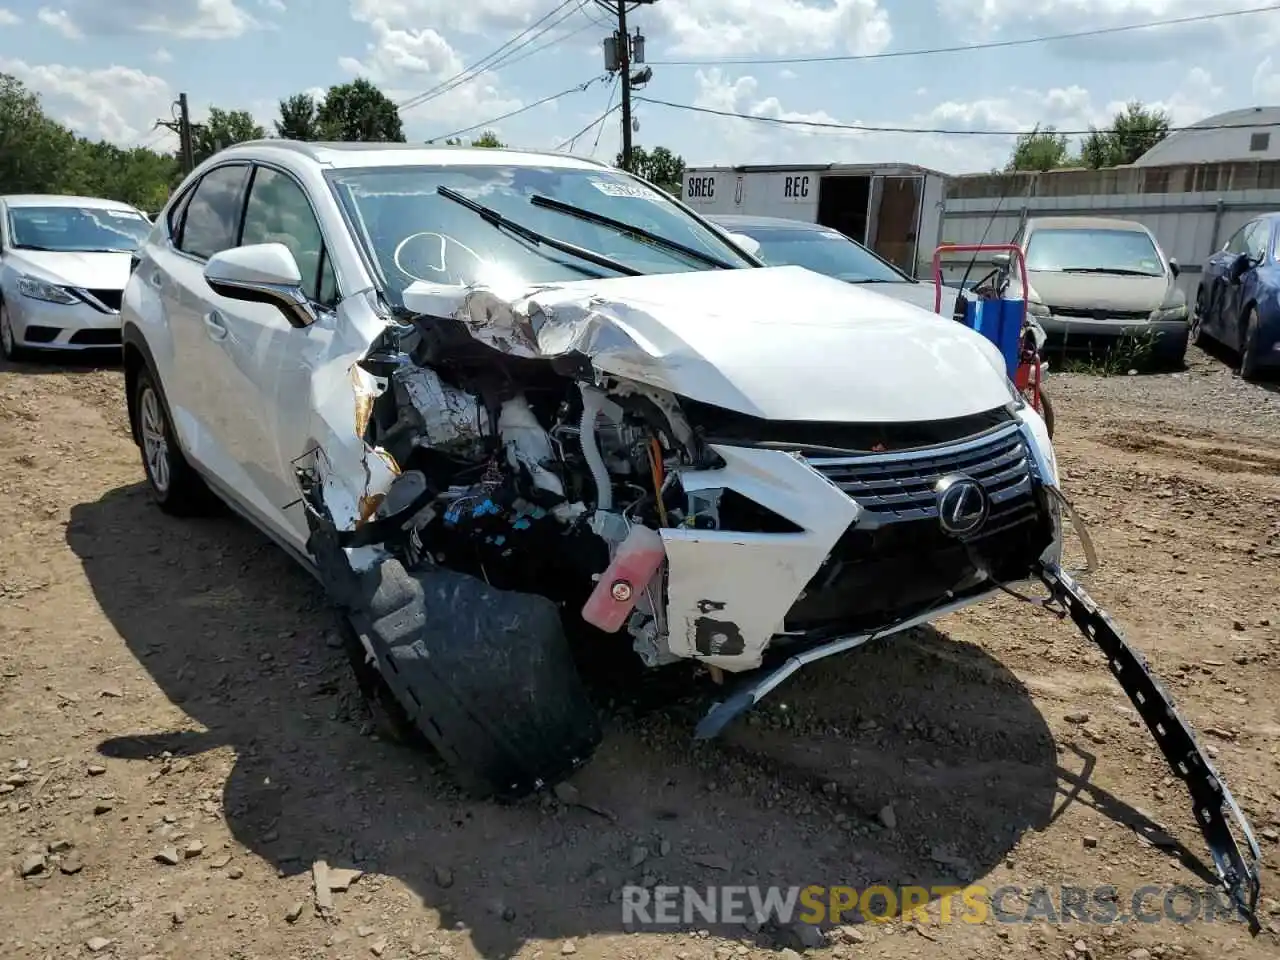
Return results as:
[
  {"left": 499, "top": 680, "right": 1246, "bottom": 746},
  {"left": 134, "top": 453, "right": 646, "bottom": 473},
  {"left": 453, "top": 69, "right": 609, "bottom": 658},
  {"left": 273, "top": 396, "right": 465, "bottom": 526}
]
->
[{"left": 589, "top": 179, "right": 669, "bottom": 202}]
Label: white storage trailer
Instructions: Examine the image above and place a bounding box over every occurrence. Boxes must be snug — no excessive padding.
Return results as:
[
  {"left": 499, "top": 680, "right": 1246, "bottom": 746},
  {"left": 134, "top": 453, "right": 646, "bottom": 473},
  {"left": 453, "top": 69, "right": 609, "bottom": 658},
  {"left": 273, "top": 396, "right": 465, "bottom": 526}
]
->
[{"left": 681, "top": 163, "right": 949, "bottom": 280}]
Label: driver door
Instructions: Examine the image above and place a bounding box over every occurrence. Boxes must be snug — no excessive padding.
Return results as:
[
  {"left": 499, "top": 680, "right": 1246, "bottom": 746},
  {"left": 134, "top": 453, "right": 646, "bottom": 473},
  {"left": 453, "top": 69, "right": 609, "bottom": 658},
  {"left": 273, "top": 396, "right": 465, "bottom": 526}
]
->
[
  {"left": 1204, "top": 222, "right": 1253, "bottom": 340},
  {"left": 1223, "top": 219, "right": 1270, "bottom": 349}
]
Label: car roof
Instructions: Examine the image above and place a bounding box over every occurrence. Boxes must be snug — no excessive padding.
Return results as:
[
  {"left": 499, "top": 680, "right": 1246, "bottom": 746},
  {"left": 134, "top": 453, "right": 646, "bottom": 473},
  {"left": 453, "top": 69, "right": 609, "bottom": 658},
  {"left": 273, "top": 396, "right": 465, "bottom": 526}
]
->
[
  {"left": 210, "top": 140, "right": 616, "bottom": 172},
  {"left": 0, "top": 194, "right": 143, "bottom": 211},
  {"left": 1025, "top": 215, "right": 1150, "bottom": 233},
  {"left": 708, "top": 214, "right": 833, "bottom": 232}
]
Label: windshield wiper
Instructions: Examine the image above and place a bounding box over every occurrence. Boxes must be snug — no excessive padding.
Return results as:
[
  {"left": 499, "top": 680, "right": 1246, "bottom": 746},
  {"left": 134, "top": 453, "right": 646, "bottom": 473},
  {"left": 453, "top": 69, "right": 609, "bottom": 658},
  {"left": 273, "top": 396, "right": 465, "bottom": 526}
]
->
[
  {"left": 529, "top": 194, "right": 736, "bottom": 270},
  {"left": 1060, "top": 266, "right": 1158, "bottom": 276},
  {"left": 435, "top": 186, "right": 640, "bottom": 277},
  {"left": 11, "top": 243, "right": 56, "bottom": 251}
]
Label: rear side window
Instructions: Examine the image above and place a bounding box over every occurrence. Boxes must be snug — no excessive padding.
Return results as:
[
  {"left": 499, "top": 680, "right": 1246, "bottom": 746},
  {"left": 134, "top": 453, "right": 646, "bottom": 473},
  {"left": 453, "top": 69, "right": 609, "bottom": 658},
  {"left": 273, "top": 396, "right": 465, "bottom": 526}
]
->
[{"left": 179, "top": 164, "right": 250, "bottom": 260}]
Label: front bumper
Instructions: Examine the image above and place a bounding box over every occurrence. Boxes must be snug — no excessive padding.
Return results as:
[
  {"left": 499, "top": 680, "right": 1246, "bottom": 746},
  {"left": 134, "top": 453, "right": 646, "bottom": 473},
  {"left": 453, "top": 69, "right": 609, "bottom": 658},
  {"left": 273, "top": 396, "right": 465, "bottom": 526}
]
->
[
  {"left": 1039, "top": 314, "right": 1187, "bottom": 352},
  {"left": 6, "top": 292, "right": 124, "bottom": 349},
  {"left": 661, "top": 413, "right": 1061, "bottom": 672}
]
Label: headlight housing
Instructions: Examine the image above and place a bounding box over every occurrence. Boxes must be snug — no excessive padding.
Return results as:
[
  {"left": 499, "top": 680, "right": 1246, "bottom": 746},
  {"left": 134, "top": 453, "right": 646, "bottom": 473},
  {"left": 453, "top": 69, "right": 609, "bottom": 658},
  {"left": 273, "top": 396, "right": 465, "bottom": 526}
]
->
[
  {"left": 1151, "top": 302, "right": 1188, "bottom": 321},
  {"left": 1026, "top": 299, "right": 1050, "bottom": 318},
  {"left": 17, "top": 276, "right": 79, "bottom": 305}
]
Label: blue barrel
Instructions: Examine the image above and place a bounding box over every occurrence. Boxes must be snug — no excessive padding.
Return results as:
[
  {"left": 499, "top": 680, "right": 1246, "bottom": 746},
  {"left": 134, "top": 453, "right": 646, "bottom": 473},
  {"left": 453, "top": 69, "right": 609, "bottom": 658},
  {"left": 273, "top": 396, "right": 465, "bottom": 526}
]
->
[{"left": 960, "top": 298, "right": 1023, "bottom": 378}]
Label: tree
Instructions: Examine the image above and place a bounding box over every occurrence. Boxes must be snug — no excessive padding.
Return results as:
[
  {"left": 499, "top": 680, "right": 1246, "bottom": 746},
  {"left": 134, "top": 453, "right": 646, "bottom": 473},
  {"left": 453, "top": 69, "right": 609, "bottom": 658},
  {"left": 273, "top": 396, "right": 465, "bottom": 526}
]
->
[
  {"left": 191, "top": 107, "right": 265, "bottom": 165},
  {"left": 618, "top": 145, "right": 685, "bottom": 194},
  {"left": 316, "top": 78, "right": 405, "bottom": 142},
  {"left": 1005, "top": 125, "right": 1072, "bottom": 172},
  {"left": 469, "top": 130, "right": 505, "bottom": 148},
  {"left": 275, "top": 92, "right": 321, "bottom": 140},
  {"left": 1080, "top": 101, "right": 1171, "bottom": 168},
  {"left": 0, "top": 73, "right": 80, "bottom": 194}
]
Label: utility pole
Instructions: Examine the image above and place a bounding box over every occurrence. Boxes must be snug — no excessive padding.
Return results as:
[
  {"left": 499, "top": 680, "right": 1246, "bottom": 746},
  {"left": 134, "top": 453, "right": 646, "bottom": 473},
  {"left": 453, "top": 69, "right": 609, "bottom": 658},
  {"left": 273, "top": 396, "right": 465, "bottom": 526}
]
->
[
  {"left": 603, "top": 1, "right": 654, "bottom": 172},
  {"left": 154, "top": 93, "right": 196, "bottom": 173}
]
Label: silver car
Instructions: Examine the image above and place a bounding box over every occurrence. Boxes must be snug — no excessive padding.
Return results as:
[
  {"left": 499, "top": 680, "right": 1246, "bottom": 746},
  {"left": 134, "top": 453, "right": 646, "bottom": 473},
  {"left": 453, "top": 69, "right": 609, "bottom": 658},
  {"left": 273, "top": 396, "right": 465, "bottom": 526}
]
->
[{"left": 0, "top": 194, "right": 152, "bottom": 360}]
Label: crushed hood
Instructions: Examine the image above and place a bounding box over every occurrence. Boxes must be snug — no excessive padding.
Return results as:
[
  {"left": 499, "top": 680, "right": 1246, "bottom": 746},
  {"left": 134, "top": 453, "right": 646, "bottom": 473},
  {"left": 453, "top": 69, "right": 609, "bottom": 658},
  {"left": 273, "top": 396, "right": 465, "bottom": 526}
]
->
[
  {"left": 5, "top": 249, "right": 132, "bottom": 291},
  {"left": 1029, "top": 270, "right": 1171, "bottom": 311},
  {"left": 403, "top": 265, "right": 1015, "bottom": 423}
]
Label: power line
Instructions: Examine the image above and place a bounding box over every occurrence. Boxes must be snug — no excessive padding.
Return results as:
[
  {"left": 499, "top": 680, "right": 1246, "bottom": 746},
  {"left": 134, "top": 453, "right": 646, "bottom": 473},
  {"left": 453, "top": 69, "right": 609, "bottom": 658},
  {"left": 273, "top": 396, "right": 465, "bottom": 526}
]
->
[
  {"left": 397, "top": 0, "right": 579, "bottom": 112},
  {"left": 428, "top": 76, "right": 609, "bottom": 142},
  {"left": 555, "top": 104, "right": 622, "bottom": 151},
  {"left": 591, "top": 77, "right": 619, "bottom": 156},
  {"left": 634, "top": 95, "right": 1280, "bottom": 137},
  {"left": 648, "top": 3, "right": 1280, "bottom": 66}
]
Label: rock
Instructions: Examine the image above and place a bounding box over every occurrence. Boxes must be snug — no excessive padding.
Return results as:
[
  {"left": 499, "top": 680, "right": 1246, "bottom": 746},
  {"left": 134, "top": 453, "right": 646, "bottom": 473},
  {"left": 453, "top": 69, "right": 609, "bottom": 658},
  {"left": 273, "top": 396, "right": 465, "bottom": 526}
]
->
[
  {"left": 435, "top": 865, "right": 454, "bottom": 888},
  {"left": 285, "top": 901, "right": 305, "bottom": 923},
  {"left": 1233, "top": 619, "right": 1246, "bottom": 631},
  {"left": 1064, "top": 711, "right": 1090, "bottom": 724},
  {"left": 357, "top": 926, "right": 376, "bottom": 938},
  {"left": 561, "top": 941, "right": 577, "bottom": 955},
  {"left": 228, "top": 866, "right": 245, "bottom": 879},
  {"left": 659, "top": 839, "right": 671, "bottom": 857},
  {"left": 1260, "top": 828, "right": 1279, "bottom": 843},
  {"left": 101, "top": 686, "right": 124, "bottom": 698},
  {"left": 155, "top": 846, "right": 181, "bottom": 865},
  {"left": 878, "top": 805, "right": 897, "bottom": 830},
  {"left": 370, "top": 938, "right": 389, "bottom": 956},
  {"left": 210, "top": 854, "right": 232, "bottom": 869},
  {"left": 0, "top": 784, "right": 13, "bottom": 795},
  {"left": 18, "top": 853, "right": 47, "bottom": 878},
  {"left": 87, "top": 765, "right": 106, "bottom": 777},
  {"left": 793, "top": 922, "right": 826, "bottom": 948},
  {"left": 172, "top": 904, "right": 186, "bottom": 925},
  {"left": 93, "top": 802, "right": 113, "bottom": 816},
  {"left": 328, "top": 867, "right": 362, "bottom": 891},
  {"left": 1128, "top": 950, "right": 1151, "bottom": 960},
  {"left": 836, "top": 925, "right": 866, "bottom": 944},
  {"left": 4, "top": 774, "right": 29, "bottom": 786},
  {"left": 85, "top": 937, "right": 113, "bottom": 953},
  {"left": 47, "top": 839, "right": 73, "bottom": 853},
  {"left": 1082, "top": 836, "right": 1099, "bottom": 849},
  {"left": 778, "top": 950, "right": 802, "bottom": 960},
  {"left": 184, "top": 839, "right": 205, "bottom": 858},
  {"left": 630, "top": 845, "right": 649, "bottom": 867}
]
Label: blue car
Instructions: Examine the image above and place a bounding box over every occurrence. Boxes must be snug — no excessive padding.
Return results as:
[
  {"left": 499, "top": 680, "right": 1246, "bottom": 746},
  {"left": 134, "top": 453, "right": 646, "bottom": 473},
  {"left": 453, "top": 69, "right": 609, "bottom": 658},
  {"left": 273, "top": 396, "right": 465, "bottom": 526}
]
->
[{"left": 1192, "top": 213, "right": 1280, "bottom": 379}]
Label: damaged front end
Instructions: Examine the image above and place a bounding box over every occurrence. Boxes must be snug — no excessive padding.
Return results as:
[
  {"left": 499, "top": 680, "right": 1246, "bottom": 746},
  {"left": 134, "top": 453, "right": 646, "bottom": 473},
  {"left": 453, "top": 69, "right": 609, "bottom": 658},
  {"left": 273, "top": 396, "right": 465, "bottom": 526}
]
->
[{"left": 292, "top": 271, "right": 1261, "bottom": 923}]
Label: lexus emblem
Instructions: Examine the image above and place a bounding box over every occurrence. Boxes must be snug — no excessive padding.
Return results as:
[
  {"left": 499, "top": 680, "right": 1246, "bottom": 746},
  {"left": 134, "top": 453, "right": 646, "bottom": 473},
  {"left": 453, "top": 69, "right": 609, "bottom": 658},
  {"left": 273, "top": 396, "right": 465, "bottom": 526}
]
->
[{"left": 934, "top": 474, "right": 990, "bottom": 537}]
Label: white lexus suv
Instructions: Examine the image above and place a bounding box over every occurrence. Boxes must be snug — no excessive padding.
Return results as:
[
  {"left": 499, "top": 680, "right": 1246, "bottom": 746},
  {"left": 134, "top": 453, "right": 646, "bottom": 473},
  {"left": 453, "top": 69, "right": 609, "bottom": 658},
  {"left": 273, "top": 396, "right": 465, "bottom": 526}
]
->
[{"left": 120, "top": 141, "right": 1060, "bottom": 798}]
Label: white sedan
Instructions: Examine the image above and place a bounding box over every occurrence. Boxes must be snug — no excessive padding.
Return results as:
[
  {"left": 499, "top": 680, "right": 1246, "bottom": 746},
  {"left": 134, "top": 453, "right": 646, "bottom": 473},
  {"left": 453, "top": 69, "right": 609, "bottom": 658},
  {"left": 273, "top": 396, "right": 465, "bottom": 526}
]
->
[{"left": 0, "top": 194, "right": 152, "bottom": 360}]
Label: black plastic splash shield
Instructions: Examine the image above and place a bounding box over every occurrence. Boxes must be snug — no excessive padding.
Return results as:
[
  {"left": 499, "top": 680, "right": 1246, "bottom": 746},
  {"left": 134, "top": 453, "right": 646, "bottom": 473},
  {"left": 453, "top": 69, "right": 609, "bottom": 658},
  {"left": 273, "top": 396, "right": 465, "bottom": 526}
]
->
[{"left": 1038, "top": 561, "right": 1262, "bottom": 929}]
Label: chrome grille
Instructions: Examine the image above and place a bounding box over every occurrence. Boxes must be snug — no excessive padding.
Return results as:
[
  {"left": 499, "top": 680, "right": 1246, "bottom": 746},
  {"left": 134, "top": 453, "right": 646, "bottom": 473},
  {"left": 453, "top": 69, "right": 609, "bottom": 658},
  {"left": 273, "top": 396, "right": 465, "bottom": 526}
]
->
[{"left": 806, "top": 423, "right": 1034, "bottom": 528}]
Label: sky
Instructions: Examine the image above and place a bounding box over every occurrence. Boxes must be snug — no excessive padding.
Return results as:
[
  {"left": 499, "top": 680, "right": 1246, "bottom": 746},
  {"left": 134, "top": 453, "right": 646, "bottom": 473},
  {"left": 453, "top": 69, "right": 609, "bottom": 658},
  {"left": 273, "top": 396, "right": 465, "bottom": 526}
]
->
[{"left": 1, "top": 0, "right": 1280, "bottom": 175}]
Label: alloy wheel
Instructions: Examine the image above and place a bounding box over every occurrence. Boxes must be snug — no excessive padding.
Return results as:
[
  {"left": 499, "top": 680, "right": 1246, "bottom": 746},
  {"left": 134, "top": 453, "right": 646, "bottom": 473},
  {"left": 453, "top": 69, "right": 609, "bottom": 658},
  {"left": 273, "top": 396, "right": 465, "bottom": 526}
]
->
[{"left": 139, "top": 386, "right": 171, "bottom": 494}]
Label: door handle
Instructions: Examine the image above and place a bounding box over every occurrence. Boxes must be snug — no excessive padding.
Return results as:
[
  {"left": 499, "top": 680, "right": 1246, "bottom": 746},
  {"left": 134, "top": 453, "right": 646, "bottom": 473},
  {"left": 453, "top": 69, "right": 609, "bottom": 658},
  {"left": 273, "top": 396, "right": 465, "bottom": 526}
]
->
[{"left": 203, "top": 310, "right": 228, "bottom": 341}]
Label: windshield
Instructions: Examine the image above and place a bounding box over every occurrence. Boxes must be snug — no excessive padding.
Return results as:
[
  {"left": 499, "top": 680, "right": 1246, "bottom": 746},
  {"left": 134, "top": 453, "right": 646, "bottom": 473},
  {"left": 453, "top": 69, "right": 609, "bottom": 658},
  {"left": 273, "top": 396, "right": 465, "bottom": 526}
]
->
[
  {"left": 1025, "top": 228, "right": 1164, "bottom": 276},
  {"left": 6, "top": 205, "right": 150, "bottom": 253},
  {"left": 327, "top": 164, "right": 756, "bottom": 307},
  {"left": 734, "top": 225, "right": 910, "bottom": 283}
]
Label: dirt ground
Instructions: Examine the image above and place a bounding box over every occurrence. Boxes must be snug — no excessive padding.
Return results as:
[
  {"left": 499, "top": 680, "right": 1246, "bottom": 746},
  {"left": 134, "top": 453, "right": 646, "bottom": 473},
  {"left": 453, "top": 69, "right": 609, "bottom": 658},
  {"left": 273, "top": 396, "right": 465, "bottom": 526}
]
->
[{"left": 1, "top": 347, "right": 1278, "bottom": 960}]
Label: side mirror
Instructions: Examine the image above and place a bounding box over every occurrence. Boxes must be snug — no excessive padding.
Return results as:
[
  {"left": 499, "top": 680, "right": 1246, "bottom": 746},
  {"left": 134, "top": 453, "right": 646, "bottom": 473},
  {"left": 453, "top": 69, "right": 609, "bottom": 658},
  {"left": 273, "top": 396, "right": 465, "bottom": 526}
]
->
[
  {"left": 203, "top": 242, "right": 317, "bottom": 328},
  {"left": 1228, "top": 251, "right": 1251, "bottom": 284},
  {"left": 991, "top": 252, "right": 1011, "bottom": 269},
  {"left": 1167, "top": 257, "right": 1179, "bottom": 278},
  {"left": 727, "top": 232, "right": 762, "bottom": 258}
]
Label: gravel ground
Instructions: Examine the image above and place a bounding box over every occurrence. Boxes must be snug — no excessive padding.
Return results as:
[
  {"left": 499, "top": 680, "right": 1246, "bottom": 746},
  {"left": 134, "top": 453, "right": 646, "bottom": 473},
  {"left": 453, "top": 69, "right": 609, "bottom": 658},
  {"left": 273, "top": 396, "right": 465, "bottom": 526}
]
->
[{"left": 1, "top": 345, "right": 1278, "bottom": 960}]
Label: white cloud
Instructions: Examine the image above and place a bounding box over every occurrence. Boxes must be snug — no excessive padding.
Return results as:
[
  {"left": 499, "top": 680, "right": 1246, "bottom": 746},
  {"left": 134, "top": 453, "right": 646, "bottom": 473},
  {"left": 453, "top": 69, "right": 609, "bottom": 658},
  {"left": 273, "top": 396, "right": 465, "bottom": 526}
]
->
[
  {"left": 652, "top": 0, "right": 891, "bottom": 57},
  {"left": 0, "top": 8, "right": 20, "bottom": 25},
  {"left": 37, "top": 8, "right": 83, "bottom": 39},
  {"left": 153, "top": 47, "right": 173, "bottom": 63},
  {"left": 338, "top": 17, "right": 523, "bottom": 136},
  {"left": 779, "top": 69, "right": 798, "bottom": 80},
  {"left": 685, "top": 65, "right": 1224, "bottom": 172},
  {"left": 259, "top": 0, "right": 285, "bottom": 10},
  {"left": 55, "top": 1, "right": 260, "bottom": 39},
  {"left": 1253, "top": 57, "right": 1280, "bottom": 103},
  {"left": 0, "top": 57, "right": 176, "bottom": 147},
  {"left": 348, "top": 0, "right": 547, "bottom": 34}
]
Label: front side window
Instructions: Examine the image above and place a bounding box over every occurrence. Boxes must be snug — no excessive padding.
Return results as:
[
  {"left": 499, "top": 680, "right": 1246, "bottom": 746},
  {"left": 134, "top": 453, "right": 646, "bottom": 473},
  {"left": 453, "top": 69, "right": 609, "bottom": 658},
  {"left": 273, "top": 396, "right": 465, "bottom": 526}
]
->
[
  {"left": 1025, "top": 227, "right": 1164, "bottom": 277},
  {"left": 1245, "top": 219, "right": 1271, "bottom": 261},
  {"left": 241, "top": 166, "right": 335, "bottom": 304},
  {"left": 326, "top": 163, "right": 756, "bottom": 308},
  {"left": 5, "top": 205, "right": 150, "bottom": 253},
  {"left": 741, "top": 226, "right": 910, "bottom": 283},
  {"left": 1224, "top": 223, "right": 1253, "bottom": 255},
  {"left": 180, "top": 164, "right": 251, "bottom": 260}
]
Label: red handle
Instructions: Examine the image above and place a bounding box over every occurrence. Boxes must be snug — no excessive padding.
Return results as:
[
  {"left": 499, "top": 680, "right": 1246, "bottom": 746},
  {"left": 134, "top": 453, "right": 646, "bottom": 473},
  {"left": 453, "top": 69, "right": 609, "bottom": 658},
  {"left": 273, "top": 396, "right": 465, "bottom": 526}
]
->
[{"left": 931, "top": 243, "right": 1029, "bottom": 328}]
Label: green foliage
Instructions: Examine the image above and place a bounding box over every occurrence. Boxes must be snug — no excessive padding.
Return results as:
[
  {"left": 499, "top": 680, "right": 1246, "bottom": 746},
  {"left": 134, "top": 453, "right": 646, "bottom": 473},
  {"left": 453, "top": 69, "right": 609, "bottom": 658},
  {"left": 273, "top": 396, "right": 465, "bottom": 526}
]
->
[
  {"left": 1005, "top": 125, "right": 1072, "bottom": 172},
  {"left": 313, "top": 78, "right": 405, "bottom": 143},
  {"left": 1080, "top": 101, "right": 1172, "bottom": 168},
  {"left": 275, "top": 92, "right": 321, "bottom": 140},
  {"left": 191, "top": 107, "right": 265, "bottom": 166},
  {"left": 469, "top": 130, "right": 505, "bottom": 148},
  {"left": 617, "top": 145, "right": 685, "bottom": 193},
  {"left": 0, "top": 72, "right": 179, "bottom": 210}
]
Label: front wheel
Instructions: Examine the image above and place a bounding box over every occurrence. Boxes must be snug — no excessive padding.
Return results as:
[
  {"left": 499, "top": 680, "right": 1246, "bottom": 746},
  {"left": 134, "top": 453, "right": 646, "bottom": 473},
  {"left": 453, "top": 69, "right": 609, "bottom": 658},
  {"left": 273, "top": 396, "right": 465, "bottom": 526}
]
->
[
  {"left": 132, "top": 367, "right": 216, "bottom": 515},
  {"left": 1240, "top": 309, "right": 1264, "bottom": 381},
  {"left": 1189, "top": 289, "right": 1209, "bottom": 348},
  {"left": 0, "top": 301, "right": 31, "bottom": 363}
]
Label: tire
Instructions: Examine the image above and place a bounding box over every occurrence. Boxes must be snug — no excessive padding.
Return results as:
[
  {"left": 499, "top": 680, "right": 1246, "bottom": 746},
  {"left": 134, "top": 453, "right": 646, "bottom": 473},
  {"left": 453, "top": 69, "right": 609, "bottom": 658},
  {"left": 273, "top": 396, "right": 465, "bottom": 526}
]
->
[
  {"left": 343, "top": 559, "right": 602, "bottom": 800},
  {"left": 0, "top": 300, "right": 32, "bottom": 363},
  {"left": 1038, "top": 389, "right": 1055, "bottom": 439},
  {"left": 1151, "top": 328, "right": 1188, "bottom": 370},
  {"left": 1189, "top": 288, "right": 1209, "bottom": 348},
  {"left": 132, "top": 366, "right": 217, "bottom": 516},
  {"left": 1239, "top": 308, "right": 1262, "bottom": 381}
]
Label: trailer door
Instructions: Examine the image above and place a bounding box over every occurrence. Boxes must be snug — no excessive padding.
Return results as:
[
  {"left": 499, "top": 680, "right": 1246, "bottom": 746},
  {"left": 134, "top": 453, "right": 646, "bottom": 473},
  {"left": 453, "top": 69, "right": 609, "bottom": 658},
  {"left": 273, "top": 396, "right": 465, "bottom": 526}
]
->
[{"left": 867, "top": 176, "right": 922, "bottom": 275}]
